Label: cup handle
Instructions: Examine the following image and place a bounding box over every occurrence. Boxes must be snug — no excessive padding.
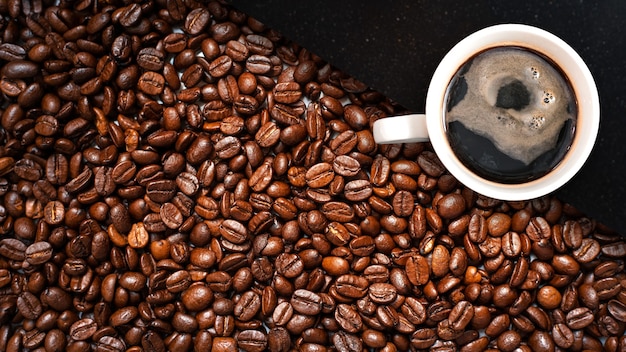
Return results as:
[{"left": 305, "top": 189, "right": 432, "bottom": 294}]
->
[{"left": 373, "top": 114, "right": 430, "bottom": 144}]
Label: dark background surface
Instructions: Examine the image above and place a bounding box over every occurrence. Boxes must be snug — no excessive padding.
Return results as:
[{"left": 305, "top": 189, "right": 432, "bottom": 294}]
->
[{"left": 229, "top": 0, "right": 626, "bottom": 234}]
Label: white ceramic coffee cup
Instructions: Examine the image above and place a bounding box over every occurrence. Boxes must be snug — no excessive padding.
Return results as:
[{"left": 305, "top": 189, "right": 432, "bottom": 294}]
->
[{"left": 372, "top": 24, "right": 599, "bottom": 201}]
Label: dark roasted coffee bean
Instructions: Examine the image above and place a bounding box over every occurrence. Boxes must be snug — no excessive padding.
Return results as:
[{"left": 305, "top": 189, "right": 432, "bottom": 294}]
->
[
  {"left": 109, "top": 203, "right": 132, "bottom": 233},
  {"left": 138, "top": 71, "right": 165, "bottom": 95},
  {"left": 274, "top": 82, "right": 302, "bottom": 104},
  {"left": 136, "top": 47, "right": 165, "bottom": 71},
  {"left": 368, "top": 283, "right": 397, "bottom": 304},
  {"left": 160, "top": 202, "right": 183, "bottom": 229},
  {"left": 566, "top": 307, "right": 594, "bottom": 329},
  {"left": 406, "top": 255, "right": 429, "bottom": 286},
  {"left": 329, "top": 130, "right": 357, "bottom": 155},
  {"left": 290, "top": 289, "right": 322, "bottom": 315},
  {"left": 17, "top": 291, "right": 42, "bottom": 319},
  {"left": 184, "top": 8, "right": 210, "bottom": 35},
  {"left": 69, "top": 318, "right": 97, "bottom": 341},
  {"left": 110, "top": 306, "right": 138, "bottom": 327},
  {"left": 275, "top": 253, "right": 304, "bottom": 278},
  {"left": 234, "top": 290, "right": 261, "bottom": 322},
  {"left": 321, "top": 202, "right": 354, "bottom": 222},
  {"left": 3, "top": 60, "right": 39, "bottom": 79},
  {"left": 335, "top": 274, "right": 368, "bottom": 298},
  {"left": 220, "top": 219, "right": 249, "bottom": 244},
  {"left": 448, "top": 301, "right": 474, "bottom": 331},
  {"left": 437, "top": 193, "right": 466, "bottom": 219},
  {"left": 0, "top": 43, "right": 26, "bottom": 61},
  {"left": 572, "top": 237, "right": 601, "bottom": 263},
  {"left": 334, "top": 304, "right": 362, "bottom": 333},
  {"left": 255, "top": 121, "right": 281, "bottom": 148},
  {"left": 227, "top": 41, "right": 250, "bottom": 62},
  {"left": 25, "top": 241, "right": 53, "bottom": 265},
  {"left": 528, "top": 330, "right": 555, "bottom": 352},
  {"left": 238, "top": 329, "right": 267, "bottom": 352},
  {"left": 411, "top": 328, "right": 437, "bottom": 349},
  {"left": 272, "top": 301, "right": 294, "bottom": 326},
  {"left": 344, "top": 179, "right": 372, "bottom": 201},
  {"left": 552, "top": 323, "right": 574, "bottom": 349},
  {"left": 1, "top": 238, "right": 27, "bottom": 261},
  {"left": 418, "top": 151, "right": 445, "bottom": 177},
  {"left": 246, "top": 34, "right": 273, "bottom": 55},
  {"left": 173, "top": 173, "right": 198, "bottom": 197},
  {"left": 601, "top": 241, "right": 626, "bottom": 258},
  {"left": 208, "top": 55, "right": 232, "bottom": 78}
]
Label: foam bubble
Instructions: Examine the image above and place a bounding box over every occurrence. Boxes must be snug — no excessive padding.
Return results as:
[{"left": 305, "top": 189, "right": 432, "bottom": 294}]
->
[{"left": 446, "top": 47, "right": 576, "bottom": 165}]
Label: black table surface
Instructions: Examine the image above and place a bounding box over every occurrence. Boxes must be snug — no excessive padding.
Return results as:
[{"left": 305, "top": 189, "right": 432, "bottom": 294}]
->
[{"left": 230, "top": 0, "right": 626, "bottom": 234}]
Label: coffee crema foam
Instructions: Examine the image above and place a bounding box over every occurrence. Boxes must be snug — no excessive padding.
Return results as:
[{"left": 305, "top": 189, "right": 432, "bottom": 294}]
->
[{"left": 445, "top": 47, "right": 576, "bottom": 165}]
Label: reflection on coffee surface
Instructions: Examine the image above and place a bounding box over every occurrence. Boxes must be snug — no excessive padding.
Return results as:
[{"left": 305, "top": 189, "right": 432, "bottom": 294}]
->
[{"left": 445, "top": 47, "right": 577, "bottom": 183}]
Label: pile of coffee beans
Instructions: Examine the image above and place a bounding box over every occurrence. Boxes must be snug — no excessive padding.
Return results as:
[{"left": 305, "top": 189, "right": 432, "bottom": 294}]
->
[{"left": 0, "top": 1, "right": 625, "bottom": 351}]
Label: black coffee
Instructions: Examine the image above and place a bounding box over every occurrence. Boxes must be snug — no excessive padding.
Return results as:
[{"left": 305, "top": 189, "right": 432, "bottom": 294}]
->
[{"left": 444, "top": 47, "right": 577, "bottom": 183}]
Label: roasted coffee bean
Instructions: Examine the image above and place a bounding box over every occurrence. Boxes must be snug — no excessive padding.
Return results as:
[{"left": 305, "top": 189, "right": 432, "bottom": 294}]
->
[
  {"left": 0, "top": 43, "right": 26, "bottom": 61},
  {"left": 572, "top": 237, "right": 601, "bottom": 263},
  {"left": 275, "top": 253, "right": 304, "bottom": 279},
  {"left": 3, "top": 60, "right": 40, "bottom": 79},
  {"left": 238, "top": 329, "right": 267, "bottom": 352},
  {"left": 110, "top": 306, "right": 138, "bottom": 326},
  {"left": 329, "top": 130, "right": 357, "bottom": 155},
  {"left": 17, "top": 291, "right": 42, "bottom": 319},
  {"left": 411, "top": 328, "right": 437, "bottom": 349},
  {"left": 290, "top": 289, "right": 322, "bottom": 315},
  {"left": 332, "top": 155, "right": 360, "bottom": 177},
  {"left": 448, "top": 301, "right": 474, "bottom": 331},
  {"left": 501, "top": 231, "right": 522, "bottom": 258},
  {"left": 69, "top": 318, "right": 97, "bottom": 341},
  {"left": 209, "top": 55, "right": 233, "bottom": 77},
  {"left": 401, "top": 297, "right": 427, "bottom": 325},
  {"left": 528, "top": 330, "right": 556, "bottom": 351},
  {"left": 552, "top": 254, "right": 580, "bottom": 276},
  {"left": 138, "top": 71, "right": 165, "bottom": 95},
  {"left": 325, "top": 221, "right": 351, "bottom": 246},
  {"left": 566, "top": 307, "right": 594, "bottom": 329},
  {"left": 335, "top": 274, "right": 369, "bottom": 298},
  {"left": 272, "top": 301, "right": 294, "bottom": 327},
  {"left": 552, "top": 323, "right": 574, "bottom": 349},
  {"left": 25, "top": 241, "right": 53, "bottom": 265},
  {"left": 1, "top": 238, "right": 27, "bottom": 261},
  {"left": 136, "top": 48, "right": 164, "bottom": 71},
  {"left": 344, "top": 179, "right": 372, "bottom": 201},
  {"left": 368, "top": 283, "right": 397, "bottom": 304},
  {"left": 321, "top": 256, "right": 349, "bottom": 276},
  {"left": 109, "top": 203, "right": 132, "bottom": 233},
  {"left": 253, "top": 121, "right": 280, "bottom": 148},
  {"left": 220, "top": 219, "right": 249, "bottom": 244},
  {"left": 227, "top": 41, "right": 250, "bottom": 63},
  {"left": 321, "top": 202, "right": 354, "bottom": 222},
  {"left": 335, "top": 304, "right": 363, "bottom": 333},
  {"left": 436, "top": 193, "right": 466, "bottom": 219},
  {"left": 607, "top": 299, "right": 626, "bottom": 322},
  {"left": 406, "top": 255, "right": 430, "bottom": 286},
  {"left": 431, "top": 245, "right": 450, "bottom": 277},
  {"left": 601, "top": 241, "right": 626, "bottom": 258},
  {"left": 184, "top": 8, "right": 211, "bottom": 35},
  {"left": 234, "top": 290, "right": 261, "bottom": 322},
  {"left": 160, "top": 202, "right": 183, "bottom": 229},
  {"left": 487, "top": 212, "right": 511, "bottom": 236},
  {"left": 527, "top": 216, "right": 551, "bottom": 240}
]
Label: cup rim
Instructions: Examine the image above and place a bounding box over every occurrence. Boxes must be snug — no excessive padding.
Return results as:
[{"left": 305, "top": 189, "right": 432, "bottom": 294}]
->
[{"left": 426, "top": 23, "right": 600, "bottom": 200}]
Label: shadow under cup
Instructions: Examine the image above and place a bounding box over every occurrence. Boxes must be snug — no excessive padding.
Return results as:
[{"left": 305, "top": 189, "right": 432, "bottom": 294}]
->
[{"left": 443, "top": 46, "right": 577, "bottom": 184}]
